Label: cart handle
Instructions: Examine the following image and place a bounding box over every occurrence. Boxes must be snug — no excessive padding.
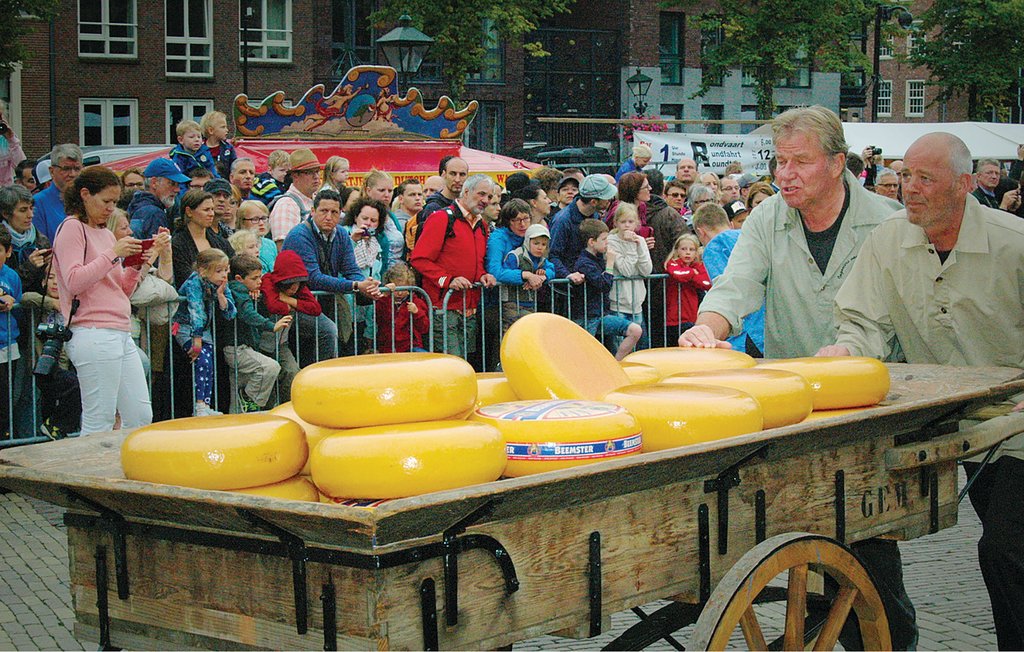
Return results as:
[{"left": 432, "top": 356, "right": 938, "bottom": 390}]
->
[{"left": 885, "top": 409, "right": 1024, "bottom": 471}]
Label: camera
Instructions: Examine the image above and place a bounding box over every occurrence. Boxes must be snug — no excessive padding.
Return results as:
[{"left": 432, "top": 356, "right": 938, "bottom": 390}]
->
[
  {"left": 0, "top": 123, "right": 8, "bottom": 136},
  {"left": 870, "top": 146, "right": 882, "bottom": 156},
  {"left": 33, "top": 322, "right": 73, "bottom": 377}
]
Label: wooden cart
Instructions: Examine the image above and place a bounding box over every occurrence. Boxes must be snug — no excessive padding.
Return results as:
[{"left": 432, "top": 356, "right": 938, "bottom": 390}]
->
[{"left": 1, "top": 364, "right": 1023, "bottom": 651}]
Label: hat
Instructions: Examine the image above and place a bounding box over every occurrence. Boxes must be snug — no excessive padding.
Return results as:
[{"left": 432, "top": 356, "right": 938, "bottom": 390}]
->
[
  {"left": 288, "top": 148, "right": 321, "bottom": 172},
  {"left": 557, "top": 175, "right": 580, "bottom": 190},
  {"left": 143, "top": 158, "right": 190, "bottom": 183},
  {"left": 579, "top": 174, "right": 617, "bottom": 201},
  {"left": 738, "top": 173, "right": 758, "bottom": 189},
  {"left": 724, "top": 200, "right": 749, "bottom": 221},
  {"left": 34, "top": 160, "right": 51, "bottom": 185},
  {"left": 203, "top": 178, "right": 233, "bottom": 195},
  {"left": 524, "top": 223, "right": 551, "bottom": 241}
]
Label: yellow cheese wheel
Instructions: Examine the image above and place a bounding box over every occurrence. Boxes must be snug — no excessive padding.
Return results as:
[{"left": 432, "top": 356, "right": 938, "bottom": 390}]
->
[
  {"left": 121, "top": 415, "right": 307, "bottom": 490},
  {"left": 471, "top": 400, "right": 642, "bottom": 477},
  {"left": 802, "top": 407, "right": 873, "bottom": 422},
  {"left": 622, "top": 347, "right": 756, "bottom": 379},
  {"left": 291, "top": 353, "right": 477, "bottom": 429},
  {"left": 661, "top": 368, "right": 813, "bottom": 429},
  {"left": 231, "top": 476, "right": 319, "bottom": 502},
  {"left": 620, "top": 362, "right": 661, "bottom": 385},
  {"left": 310, "top": 421, "right": 506, "bottom": 499},
  {"left": 758, "top": 357, "right": 890, "bottom": 410},
  {"left": 500, "top": 313, "right": 631, "bottom": 400},
  {"left": 270, "top": 401, "right": 340, "bottom": 475},
  {"left": 474, "top": 372, "right": 520, "bottom": 410},
  {"left": 602, "top": 384, "right": 763, "bottom": 452}
]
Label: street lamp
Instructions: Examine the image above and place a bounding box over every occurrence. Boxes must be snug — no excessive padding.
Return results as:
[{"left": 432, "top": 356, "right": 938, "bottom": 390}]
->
[
  {"left": 871, "top": 4, "right": 914, "bottom": 122},
  {"left": 626, "top": 68, "right": 653, "bottom": 116},
  {"left": 377, "top": 15, "right": 434, "bottom": 91}
]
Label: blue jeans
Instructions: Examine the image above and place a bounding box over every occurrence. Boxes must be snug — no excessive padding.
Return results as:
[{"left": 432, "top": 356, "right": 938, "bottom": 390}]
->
[
  {"left": 613, "top": 311, "right": 648, "bottom": 350},
  {"left": 576, "top": 314, "right": 634, "bottom": 355},
  {"left": 295, "top": 312, "right": 338, "bottom": 366}
]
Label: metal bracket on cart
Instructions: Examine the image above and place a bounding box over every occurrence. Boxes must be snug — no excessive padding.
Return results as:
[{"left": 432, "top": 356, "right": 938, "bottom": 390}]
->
[
  {"left": 703, "top": 443, "right": 770, "bottom": 555},
  {"left": 237, "top": 509, "right": 313, "bottom": 635},
  {"left": 63, "top": 489, "right": 130, "bottom": 600}
]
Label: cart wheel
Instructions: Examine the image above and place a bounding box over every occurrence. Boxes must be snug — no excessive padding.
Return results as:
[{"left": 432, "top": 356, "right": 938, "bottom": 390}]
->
[{"left": 689, "top": 533, "right": 891, "bottom": 651}]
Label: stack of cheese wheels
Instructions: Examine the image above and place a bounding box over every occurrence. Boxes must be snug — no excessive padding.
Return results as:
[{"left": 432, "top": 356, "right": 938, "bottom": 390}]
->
[
  {"left": 662, "top": 368, "right": 814, "bottom": 429},
  {"left": 620, "top": 362, "right": 661, "bottom": 386},
  {"left": 471, "top": 399, "right": 642, "bottom": 477},
  {"left": 473, "top": 372, "right": 520, "bottom": 412},
  {"left": 758, "top": 357, "right": 890, "bottom": 410},
  {"left": 311, "top": 421, "right": 506, "bottom": 499},
  {"left": 622, "top": 347, "right": 756, "bottom": 379},
  {"left": 270, "top": 401, "right": 340, "bottom": 475},
  {"left": 121, "top": 415, "right": 308, "bottom": 491},
  {"left": 501, "top": 313, "right": 630, "bottom": 400},
  {"left": 602, "top": 384, "right": 762, "bottom": 451},
  {"left": 291, "top": 353, "right": 478, "bottom": 428}
]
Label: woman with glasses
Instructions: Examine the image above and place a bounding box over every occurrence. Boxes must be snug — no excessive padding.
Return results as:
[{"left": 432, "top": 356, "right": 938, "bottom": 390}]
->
[
  {"left": 686, "top": 183, "right": 718, "bottom": 216},
  {"left": 236, "top": 200, "right": 277, "bottom": 272},
  {"left": 484, "top": 199, "right": 548, "bottom": 327}
]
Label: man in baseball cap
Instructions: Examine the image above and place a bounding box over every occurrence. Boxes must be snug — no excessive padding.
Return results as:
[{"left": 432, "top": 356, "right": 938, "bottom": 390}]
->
[
  {"left": 128, "top": 158, "right": 190, "bottom": 238},
  {"left": 269, "top": 148, "right": 322, "bottom": 246},
  {"left": 723, "top": 200, "right": 750, "bottom": 229},
  {"left": 204, "top": 178, "right": 235, "bottom": 237},
  {"left": 550, "top": 174, "right": 617, "bottom": 286},
  {"left": 555, "top": 175, "right": 580, "bottom": 210}
]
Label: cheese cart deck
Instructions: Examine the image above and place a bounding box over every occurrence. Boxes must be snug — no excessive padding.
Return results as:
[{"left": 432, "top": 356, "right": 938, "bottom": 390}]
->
[{"left": 1, "top": 363, "right": 1023, "bottom": 651}]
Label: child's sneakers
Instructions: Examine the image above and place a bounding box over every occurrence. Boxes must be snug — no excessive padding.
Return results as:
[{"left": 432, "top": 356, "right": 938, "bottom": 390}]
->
[
  {"left": 40, "top": 418, "right": 66, "bottom": 440},
  {"left": 194, "top": 401, "right": 223, "bottom": 417},
  {"left": 238, "top": 390, "right": 261, "bottom": 414}
]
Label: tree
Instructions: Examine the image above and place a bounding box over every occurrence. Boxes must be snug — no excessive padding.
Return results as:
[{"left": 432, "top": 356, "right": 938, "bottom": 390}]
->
[
  {"left": 0, "top": 1, "right": 60, "bottom": 74},
  {"left": 370, "top": 0, "right": 574, "bottom": 104},
  {"left": 672, "top": 0, "right": 875, "bottom": 120},
  {"left": 909, "top": 0, "right": 1024, "bottom": 121}
]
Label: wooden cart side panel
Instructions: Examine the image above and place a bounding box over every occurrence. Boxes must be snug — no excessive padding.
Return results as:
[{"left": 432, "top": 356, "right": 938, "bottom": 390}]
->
[{"left": 67, "top": 526, "right": 381, "bottom": 650}]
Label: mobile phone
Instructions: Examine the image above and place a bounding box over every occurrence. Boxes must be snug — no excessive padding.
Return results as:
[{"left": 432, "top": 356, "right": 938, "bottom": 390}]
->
[{"left": 122, "top": 238, "right": 154, "bottom": 267}]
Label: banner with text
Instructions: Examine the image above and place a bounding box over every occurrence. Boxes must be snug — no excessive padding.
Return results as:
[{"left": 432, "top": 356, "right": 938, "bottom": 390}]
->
[{"left": 633, "top": 131, "right": 775, "bottom": 176}]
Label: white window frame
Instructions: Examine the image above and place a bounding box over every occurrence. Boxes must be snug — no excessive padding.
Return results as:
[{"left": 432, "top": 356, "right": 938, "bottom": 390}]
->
[
  {"left": 165, "top": 0, "right": 214, "bottom": 77},
  {"left": 78, "top": 0, "right": 138, "bottom": 58},
  {"left": 907, "top": 21, "right": 925, "bottom": 55},
  {"left": 166, "top": 99, "right": 215, "bottom": 144},
  {"left": 78, "top": 98, "right": 139, "bottom": 146},
  {"left": 239, "top": 0, "right": 293, "bottom": 63},
  {"left": 877, "top": 79, "right": 892, "bottom": 117},
  {"left": 906, "top": 80, "right": 925, "bottom": 117},
  {"left": 879, "top": 37, "right": 892, "bottom": 59}
]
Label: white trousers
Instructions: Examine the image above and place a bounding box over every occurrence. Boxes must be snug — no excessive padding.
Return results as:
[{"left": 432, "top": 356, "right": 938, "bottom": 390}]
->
[{"left": 66, "top": 327, "right": 152, "bottom": 435}]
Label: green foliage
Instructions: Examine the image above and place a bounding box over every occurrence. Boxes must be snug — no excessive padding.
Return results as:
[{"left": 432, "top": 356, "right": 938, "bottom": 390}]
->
[
  {"left": 371, "top": 0, "right": 573, "bottom": 102},
  {"left": 674, "top": 0, "right": 874, "bottom": 120},
  {"left": 910, "top": 0, "right": 1024, "bottom": 120},
  {"left": 0, "top": 0, "right": 59, "bottom": 74}
]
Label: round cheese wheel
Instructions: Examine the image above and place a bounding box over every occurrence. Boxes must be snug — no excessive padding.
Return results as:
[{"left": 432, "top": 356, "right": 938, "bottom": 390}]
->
[
  {"left": 622, "top": 347, "right": 756, "bottom": 378},
  {"left": 758, "top": 357, "right": 890, "bottom": 410},
  {"left": 270, "top": 401, "right": 340, "bottom": 475},
  {"left": 802, "top": 407, "right": 873, "bottom": 422},
  {"left": 661, "top": 368, "right": 813, "bottom": 429},
  {"left": 121, "top": 415, "right": 307, "bottom": 490},
  {"left": 500, "top": 313, "right": 630, "bottom": 400},
  {"left": 620, "top": 362, "right": 661, "bottom": 386},
  {"left": 474, "top": 372, "right": 520, "bottom": 410},
  {"left": 602, "top": 384, "right": 763, "bottom": 452},
  {"left": 310, "top": 421, "right": 506, "bottom": 499},
  {"left": 471, "top": 400, "right": 642, "bottom": 477},
  {"left": 231, "top": 476, "right": 319, "bottom": 502},
  {"left": 291, "top": 353, "right": 477, "bottom": 429}
]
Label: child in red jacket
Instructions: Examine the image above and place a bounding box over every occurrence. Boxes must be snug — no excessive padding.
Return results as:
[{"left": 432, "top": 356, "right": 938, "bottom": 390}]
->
[
  {"left": 259, "top": 249, "right": 321, "bottom": 398},
  {"left": 664, "top": 233, "right": 712, "bottom": 340},
  {"left": 375, "top": 262, "right": 429, "bottom": 353}
]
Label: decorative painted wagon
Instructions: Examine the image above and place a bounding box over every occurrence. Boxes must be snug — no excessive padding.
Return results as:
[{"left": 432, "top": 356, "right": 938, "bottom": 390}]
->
[{"left": 1, "top": 364, "right": 1022, "bottom": 651}]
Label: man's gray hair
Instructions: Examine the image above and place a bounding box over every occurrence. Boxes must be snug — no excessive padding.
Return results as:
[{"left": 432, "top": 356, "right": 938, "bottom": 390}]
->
[
  {"left": 687, "top": 183, "right": 717, "bottom": 210},
  {"left": 975, "top": 157, "right": 1000, "bottom": 173},
  {"left": 230, "top": 157, "right": 255, "bottom": 174},
  {"left": 877, "top": 168, "right": 898, "bottom": 180},
  {"left": 950, "top": 140, "right": 973, "bottom": 176},
  {"left": 461, "top": 173, "right": 493, "bottom": 197},
  {"left": 49, "top": 143, "right": 82, "bottom": 165},
  {"left": 772, "top": 105, "right": 848, "bottom": 158}
]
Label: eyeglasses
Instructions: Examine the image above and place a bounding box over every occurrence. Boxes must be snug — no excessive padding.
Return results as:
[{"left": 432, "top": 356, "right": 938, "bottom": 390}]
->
[
  {"left": 53, "top": 164, "right": 82, "bottom": 173},
  {"left": 124, "top": 182, "right": 144, "bottom": 189},
  {"left": 666, "top": 192, "right": 686, "bottom": 198},
  {"left": 693, "top": 198, "right": 714, "bottom": 205},
  {"left": 510, "top": 216, "right": 531, "bottom": 224},
  {"left": 243, "top": 216, "right": 269, "bottom": 223},
  {"left": 876, "top": 183, "right": 899, "bottom": 189}
]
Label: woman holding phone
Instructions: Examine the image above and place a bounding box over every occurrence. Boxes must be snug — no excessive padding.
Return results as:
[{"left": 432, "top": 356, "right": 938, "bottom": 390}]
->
[
  {"left": 52, "top": 166, "right": 170, "bottom": 434},
  {"left": 0, "top": 184, "right": 50, "bottom": 292}
]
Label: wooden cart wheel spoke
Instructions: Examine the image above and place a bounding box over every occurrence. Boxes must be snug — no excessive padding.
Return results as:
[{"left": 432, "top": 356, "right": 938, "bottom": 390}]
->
[{"left": 689, "top": 533, "right": 891, "bottom": 651}]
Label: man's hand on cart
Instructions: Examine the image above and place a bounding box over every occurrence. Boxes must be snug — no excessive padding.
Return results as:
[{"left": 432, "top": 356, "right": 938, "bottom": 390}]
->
[
  {"left": 678, "top": 313, "right": 733, "bottom": 349},
  {"left": 816, "top": 344, "right": 851, "bottom": 357}
]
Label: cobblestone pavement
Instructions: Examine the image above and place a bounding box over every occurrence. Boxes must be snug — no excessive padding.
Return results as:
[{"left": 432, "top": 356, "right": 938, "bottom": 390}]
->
[{"left": 0, "top": 467, "right": 997, "bottom": 651}]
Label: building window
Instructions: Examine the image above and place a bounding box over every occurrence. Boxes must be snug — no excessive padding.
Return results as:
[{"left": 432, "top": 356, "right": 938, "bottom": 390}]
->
[
  {"left": 702, "top": 104, "right": 723, "bottom": 135},
  {"left": 907, "top": 21, "right": 925, "bottom": 56},
  {"left": 468, "top": 19, "right": 503, "bottom": 83},
  {"left": 906, "top": 80, "right": 925, "bottom": 117},
  {"left": 240, "top": 0, "right": 292, "bottom": 63},
  {"left": 661, "top": 103, "right": 683, "bottom": 133},
  {"left": 700, "top": 24, "right": 724, "bottom": 87},
  {"left": 781, "top": 47, "right": 811, "bottom": 88},
  {"left": 166, "top": 99, "right": 214, "bottom": 144},
  {"left": 876, "top": 79, "right": 892, "bottom": 117},
  {"left": 465, "top": 102, "right": 504, "bottom": 152},
  {"left": 330, "top": 0, "right": 374, "bottom": 79},
  {"left": 79, "top": 0, "right": 137, "bottom": 57},
  {"left": 79, "top": 99, "right": 138, "bottom": 146},
  {"left": 659, "top": 13, "right": 684, "bottom": 86},
  {"left": 879, "top": 37, "right": 892, "bottom": 59},
  {"left": 166, "top": 0, "right": 213, "bottom": 76},
  {"left": 739, "top": 105, "right": 759, "bottom": 134}
]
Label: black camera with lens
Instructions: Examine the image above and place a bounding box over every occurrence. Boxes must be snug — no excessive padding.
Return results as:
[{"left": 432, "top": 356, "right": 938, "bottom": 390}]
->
[
  {"left": 34, "top": 321, "right": 72, "bottom": 377},
  {"left": 870, "top": 146, "right": 882, "bottom": 155}
]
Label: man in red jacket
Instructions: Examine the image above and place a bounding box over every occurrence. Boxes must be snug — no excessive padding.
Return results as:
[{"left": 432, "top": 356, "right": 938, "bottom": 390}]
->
[{"left": 410, "top": 173, "right": 497, "bottom": 358}]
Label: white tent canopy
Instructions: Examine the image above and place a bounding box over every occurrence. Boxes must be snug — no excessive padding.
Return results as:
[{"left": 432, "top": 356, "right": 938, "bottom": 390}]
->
[{"left": 841, "top": 122, "right": 1024, "bottom": 160}]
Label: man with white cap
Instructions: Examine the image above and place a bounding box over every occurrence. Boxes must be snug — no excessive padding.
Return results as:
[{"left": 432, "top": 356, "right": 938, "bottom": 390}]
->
[{"left": 269, "top": 148, "right": 321, "bottom": 249}]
